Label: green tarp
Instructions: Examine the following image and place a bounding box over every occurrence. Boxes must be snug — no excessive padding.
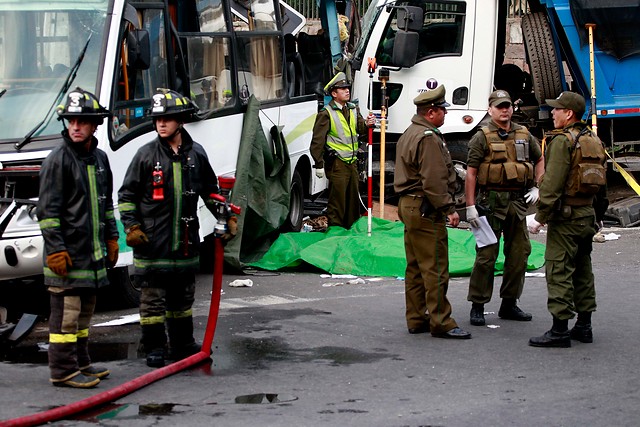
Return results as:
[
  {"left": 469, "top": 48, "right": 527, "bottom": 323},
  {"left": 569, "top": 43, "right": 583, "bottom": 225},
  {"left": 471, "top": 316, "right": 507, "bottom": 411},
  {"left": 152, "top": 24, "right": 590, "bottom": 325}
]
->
[{"left": 249, "top": 217, "right": 546, "bottom": 277}]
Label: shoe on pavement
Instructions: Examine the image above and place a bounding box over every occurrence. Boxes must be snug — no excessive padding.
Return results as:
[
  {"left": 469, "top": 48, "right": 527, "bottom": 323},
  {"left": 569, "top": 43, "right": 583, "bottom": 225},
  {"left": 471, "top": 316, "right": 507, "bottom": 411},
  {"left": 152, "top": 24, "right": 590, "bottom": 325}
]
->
[
  {"left": 432, "top": 327, "right": 472, "bottom": 340},
  {"left": 408, "top": 324, "right": 430, "bottom": 334},
  {"left": 570, "top": 324, "right": 593, "bottom": 343},
  {"left": 146, "top": 349, "right": 166, "bottom": 368},
  {"left": 470, "top": 304, "right": 485, "bottom": 326},
  {"left": 81, "top": 365, "right": 110, "bottom": 379},
  {"left": 529, "top": 329, "right": 571, "bottom": 348},
  {"left": 499, "top": 304, "right": 532, "bottom": 321},
  {"left": 52, "top": 373, "right": 100, "bottom": 388}
]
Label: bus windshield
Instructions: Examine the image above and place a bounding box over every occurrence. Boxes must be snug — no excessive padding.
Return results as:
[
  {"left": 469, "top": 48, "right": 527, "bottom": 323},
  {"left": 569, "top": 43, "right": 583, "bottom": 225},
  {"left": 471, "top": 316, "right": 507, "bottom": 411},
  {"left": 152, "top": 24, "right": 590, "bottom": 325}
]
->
[{"left": 0, "top": 0, "right": 110, "bottom": 141}]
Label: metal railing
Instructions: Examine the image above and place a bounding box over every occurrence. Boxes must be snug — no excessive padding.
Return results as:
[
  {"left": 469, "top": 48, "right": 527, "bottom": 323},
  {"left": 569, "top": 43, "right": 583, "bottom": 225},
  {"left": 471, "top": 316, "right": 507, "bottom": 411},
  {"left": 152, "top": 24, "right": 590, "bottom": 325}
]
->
[{"left": 289, "top": 0, "right": 529, "bottom": 21}]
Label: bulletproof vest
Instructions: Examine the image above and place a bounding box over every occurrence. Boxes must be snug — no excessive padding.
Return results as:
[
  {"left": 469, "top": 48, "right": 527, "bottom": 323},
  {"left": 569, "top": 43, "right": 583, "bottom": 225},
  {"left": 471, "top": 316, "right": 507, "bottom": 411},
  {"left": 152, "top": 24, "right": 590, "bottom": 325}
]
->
[
  {"left": 551, "top": 126, "right": 606, "bottom": 205},
  {"left": 476, "top": 126, "right": 535, "bottom": 190}
]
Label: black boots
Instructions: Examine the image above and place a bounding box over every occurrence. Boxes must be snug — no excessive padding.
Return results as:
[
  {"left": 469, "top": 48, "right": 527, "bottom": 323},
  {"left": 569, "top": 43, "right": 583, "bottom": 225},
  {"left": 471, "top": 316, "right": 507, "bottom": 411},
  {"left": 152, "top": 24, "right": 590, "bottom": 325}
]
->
[
  {"left": 499, "top": 299, "right": 532, "bottom": 321},
  {"left": 570, "top": 312, "right": 593, "bottom": 343},
  {"left": 529, "top": 317, "right": 571, "bottom": 348},
  {"left": 470, "top": 303, "right": 485, "bottom": 326}
]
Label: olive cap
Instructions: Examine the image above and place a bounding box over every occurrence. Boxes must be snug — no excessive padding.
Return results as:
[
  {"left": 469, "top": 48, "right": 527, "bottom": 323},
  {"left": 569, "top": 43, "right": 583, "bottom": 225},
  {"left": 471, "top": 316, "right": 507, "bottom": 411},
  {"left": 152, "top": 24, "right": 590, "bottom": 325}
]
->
[
  {"left": 413, "top": 85, "right": 450, "bottom": 107},
  {"left": 488, "top": 90, "right": 512, "bottom": 107},
  {"left": 545, "top": 91, "right": 586, "bottom": 117},
  {"left": 324, "top": 72, "right": 351, "bottom": 94}
]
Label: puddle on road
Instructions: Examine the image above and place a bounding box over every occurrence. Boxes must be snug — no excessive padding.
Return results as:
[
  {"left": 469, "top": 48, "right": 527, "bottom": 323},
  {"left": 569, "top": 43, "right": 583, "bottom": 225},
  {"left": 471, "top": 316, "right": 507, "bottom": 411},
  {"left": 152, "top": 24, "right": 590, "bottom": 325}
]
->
[{"left": 74, "top": 394, "right": 297, "bottom": 422}]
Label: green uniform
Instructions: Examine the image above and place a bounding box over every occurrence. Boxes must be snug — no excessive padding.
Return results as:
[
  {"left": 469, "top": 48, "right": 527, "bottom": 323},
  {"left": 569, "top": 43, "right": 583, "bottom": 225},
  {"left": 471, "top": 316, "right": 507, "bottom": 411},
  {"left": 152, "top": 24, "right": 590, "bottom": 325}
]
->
[
  {"left": 466, "top": 121, "right": 541, "bottom": 304},
  {"left": 310, "top": 100, "right": 368, "bottom": 228},
  {"left": 394, "top": 114, "right": 458, "bottom": 335},
  {"left": 535, "top": 122, "right": 604, "bottom": 320}
]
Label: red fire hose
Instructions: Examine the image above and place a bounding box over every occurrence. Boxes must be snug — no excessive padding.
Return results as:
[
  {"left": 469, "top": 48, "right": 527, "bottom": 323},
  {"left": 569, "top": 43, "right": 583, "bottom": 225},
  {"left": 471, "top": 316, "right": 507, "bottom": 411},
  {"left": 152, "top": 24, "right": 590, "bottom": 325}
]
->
[{"left": 1, "top": 220, "right": 231, "bottom": 427}]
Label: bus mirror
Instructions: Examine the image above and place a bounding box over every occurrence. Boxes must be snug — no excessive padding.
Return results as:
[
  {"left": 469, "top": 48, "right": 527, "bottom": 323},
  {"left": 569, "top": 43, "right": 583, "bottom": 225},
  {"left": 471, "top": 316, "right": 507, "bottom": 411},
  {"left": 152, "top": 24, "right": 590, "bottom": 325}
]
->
[
  {"left": 127, "top": 29, "right": 151, "bottom": 70},
  {"left": 396, "top": 6, "right": 423, "bottom": 32},
  {"left": 392, "top": 30, "right": 418, "bottom": 68}
]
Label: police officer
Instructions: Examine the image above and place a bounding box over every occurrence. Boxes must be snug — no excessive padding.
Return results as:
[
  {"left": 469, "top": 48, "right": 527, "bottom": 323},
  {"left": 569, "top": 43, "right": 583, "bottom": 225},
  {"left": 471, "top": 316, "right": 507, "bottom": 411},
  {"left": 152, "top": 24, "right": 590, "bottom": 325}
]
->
[
  {"left": 529, "top": 91, "right": 607, "bottom": 348},
  {"left": 118, "top": 89, "right": 234, "bottom": 367},
  {"left": 465, "top": 90, "right": 544, "bottom": 326},
  {"left": 39, "top": 87, "right": 118, "bottom": 388},
  {"left": 310, "top": 72, "right": 375, "bottom": 228},
  {"left": 394, "top": 85, "right": 471, "bottom": 339}
]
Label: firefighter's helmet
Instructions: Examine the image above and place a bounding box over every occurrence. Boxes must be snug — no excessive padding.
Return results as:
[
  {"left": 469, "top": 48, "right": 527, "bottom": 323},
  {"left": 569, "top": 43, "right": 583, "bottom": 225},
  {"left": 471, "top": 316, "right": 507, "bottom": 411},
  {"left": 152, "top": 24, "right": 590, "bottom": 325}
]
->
[
  {"left": 56, "top": 87, "right": 110, "bottom": 125},
  {"left": 148, "top": 89, "right": 196, "bottom": 119}
]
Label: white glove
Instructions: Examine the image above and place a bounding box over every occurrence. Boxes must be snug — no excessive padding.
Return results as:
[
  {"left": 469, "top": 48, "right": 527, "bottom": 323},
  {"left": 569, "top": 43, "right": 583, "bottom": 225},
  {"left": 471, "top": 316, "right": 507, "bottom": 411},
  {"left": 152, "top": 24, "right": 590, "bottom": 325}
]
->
[
  {"left": 466, "top": 205, "right": 480, "bottom": 228},
  {"left": 315, "top": 168, "right": 325, "bottom": 179},
  {"left": 525, "top": 187, "right": 540, "bottom": 204},
  {"left": 528, "top": 219, "right": 544, "bottom": 234}
]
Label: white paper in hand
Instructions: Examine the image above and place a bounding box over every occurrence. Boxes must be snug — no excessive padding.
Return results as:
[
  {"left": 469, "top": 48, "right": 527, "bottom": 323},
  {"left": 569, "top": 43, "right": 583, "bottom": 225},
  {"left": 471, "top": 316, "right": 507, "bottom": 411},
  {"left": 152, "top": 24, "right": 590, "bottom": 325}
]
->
[{"left": 471, "top": 216, "right": 498, "bottom": 248}]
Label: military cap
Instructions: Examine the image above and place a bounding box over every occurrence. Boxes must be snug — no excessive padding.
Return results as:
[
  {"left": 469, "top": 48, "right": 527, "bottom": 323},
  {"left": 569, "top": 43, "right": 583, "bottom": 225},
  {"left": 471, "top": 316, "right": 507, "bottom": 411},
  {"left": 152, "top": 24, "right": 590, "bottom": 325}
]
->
[
  {"left": 545, "top": 91, "right": 586, "bottom": 117},
  {"left": 413, "top": 85, "right": 450, "bottom": 107},
  {"left": 488, "top": 90, "right": 512, "bottom": 107},
  {"left": 324, "top": 72, "right": 351, "bottom": 94}
]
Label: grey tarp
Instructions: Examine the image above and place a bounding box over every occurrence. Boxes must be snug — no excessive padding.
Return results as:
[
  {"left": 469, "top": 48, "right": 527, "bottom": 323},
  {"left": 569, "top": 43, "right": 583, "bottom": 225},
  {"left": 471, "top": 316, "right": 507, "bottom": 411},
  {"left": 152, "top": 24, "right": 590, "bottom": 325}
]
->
[
  {"left": 249, "top": 217, "right": 546, "bottom": 277},
  {"left": 224, "top": 96, "right": 291, "bottom": 269}
]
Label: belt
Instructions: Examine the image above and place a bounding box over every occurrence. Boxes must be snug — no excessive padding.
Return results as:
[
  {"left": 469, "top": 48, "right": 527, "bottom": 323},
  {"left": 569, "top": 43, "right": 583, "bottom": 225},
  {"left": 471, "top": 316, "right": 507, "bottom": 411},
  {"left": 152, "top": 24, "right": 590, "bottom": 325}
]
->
[{"left": 400, "top": 192, "right": 425, "bottom": 199}]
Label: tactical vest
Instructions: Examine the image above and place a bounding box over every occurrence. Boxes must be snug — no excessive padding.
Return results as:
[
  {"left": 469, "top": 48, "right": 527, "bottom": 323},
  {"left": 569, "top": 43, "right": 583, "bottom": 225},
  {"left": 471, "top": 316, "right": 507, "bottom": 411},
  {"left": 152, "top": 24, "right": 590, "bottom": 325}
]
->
[
  {"left": 325, "top": 104, "right": 358, "bottom": 164},
  {"left": 549, "top": 126, "right": 606, "bottom": 206},
  {"left": 476, "top": 127, "right": 535, "bottom": 190}
]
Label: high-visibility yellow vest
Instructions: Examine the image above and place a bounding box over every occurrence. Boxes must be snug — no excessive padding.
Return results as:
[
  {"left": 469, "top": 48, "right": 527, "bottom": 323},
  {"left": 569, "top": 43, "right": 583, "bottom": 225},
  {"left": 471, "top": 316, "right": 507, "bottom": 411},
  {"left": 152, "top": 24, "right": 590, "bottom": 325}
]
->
[{"left": 325, "top": 104, "right": 358, "bottom": 163}]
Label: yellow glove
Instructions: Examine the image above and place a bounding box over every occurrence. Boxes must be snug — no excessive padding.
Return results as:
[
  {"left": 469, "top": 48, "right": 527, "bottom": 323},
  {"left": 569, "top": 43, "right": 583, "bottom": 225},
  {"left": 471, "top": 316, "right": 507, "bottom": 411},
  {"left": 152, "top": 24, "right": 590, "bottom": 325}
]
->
[
  {"left": 125, "top": 225, "right": 149, "bottom": 247},
  {"left": 47, "top": 251, "right": 72, "bottom": 277},
  {"left": 222, "top": 216, "right": 238, "bottom": 242},
  {"left": 106, "top": 239, "right": 119, "bottom": 267}
]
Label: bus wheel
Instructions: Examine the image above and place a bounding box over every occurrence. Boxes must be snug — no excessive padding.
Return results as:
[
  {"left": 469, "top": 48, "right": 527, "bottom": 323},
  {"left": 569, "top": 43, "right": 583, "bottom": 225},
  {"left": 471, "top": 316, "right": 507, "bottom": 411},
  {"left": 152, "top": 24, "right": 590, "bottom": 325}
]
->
[
  {"left": 282, "top": 170, "right": 304, "bottom": 232},
  {"left": 100, "top": 266, "right": 141, "bottom": 309}
]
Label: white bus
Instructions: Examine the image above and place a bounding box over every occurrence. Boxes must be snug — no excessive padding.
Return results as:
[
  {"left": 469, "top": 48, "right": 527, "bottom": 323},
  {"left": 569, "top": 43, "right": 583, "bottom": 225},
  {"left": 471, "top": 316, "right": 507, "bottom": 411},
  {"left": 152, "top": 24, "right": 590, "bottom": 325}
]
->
[{"left": 0, "top": 0, "right": 325, "bottom": 308}]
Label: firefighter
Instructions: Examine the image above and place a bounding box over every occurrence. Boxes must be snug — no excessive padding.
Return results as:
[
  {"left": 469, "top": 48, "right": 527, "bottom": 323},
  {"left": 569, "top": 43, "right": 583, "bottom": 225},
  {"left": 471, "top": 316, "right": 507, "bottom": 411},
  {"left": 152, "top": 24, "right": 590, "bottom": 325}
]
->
[
  {"left": 465, "top": 90, "right": 544, "bottom": 326},
  {"left": 529, "top": 91, "right": 607, "bottom": 348},
  {"left": 118, "top": 89, "right": 235, "bottom": 368},
  {"left": 310, "top": 72, "right": 376, "bottom": 228},
  {"left": 39, "top": 87, "right": 118, "bottom": 388}
]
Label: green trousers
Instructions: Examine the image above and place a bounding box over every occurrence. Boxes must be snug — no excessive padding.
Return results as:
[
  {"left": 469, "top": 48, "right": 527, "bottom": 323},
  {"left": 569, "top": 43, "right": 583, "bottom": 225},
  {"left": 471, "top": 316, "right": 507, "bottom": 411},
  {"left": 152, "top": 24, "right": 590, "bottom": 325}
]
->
[
  {"left": 326, "top": 158, "right": 361, "bottom": 229},
  {"left": 467, "top": 203, "right": 531, "bottom": 304},
  {"left": 545, "top": 216, "right": 597, "bottom": 320},
  {"left": 398, "top": 195, "right": 458, "bottom": 335}
]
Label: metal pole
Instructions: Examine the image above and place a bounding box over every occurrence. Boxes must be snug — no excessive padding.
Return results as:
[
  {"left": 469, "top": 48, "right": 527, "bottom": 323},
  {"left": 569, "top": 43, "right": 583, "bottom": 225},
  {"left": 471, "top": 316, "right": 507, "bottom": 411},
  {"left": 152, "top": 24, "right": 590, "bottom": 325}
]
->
[
  {"left": 367, "top": 57, "right": 377, "bottom": 236},
  {"left": 378, "top": 68, "right": 389, "bottom": 220},
  {"left": 586, "top": 23, "right": 598, "bottom": 135}
]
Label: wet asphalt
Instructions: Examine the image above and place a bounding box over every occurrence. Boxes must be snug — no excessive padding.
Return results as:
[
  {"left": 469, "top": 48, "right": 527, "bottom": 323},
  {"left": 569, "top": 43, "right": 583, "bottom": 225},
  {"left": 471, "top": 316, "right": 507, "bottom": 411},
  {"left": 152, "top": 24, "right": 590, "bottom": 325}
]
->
[{"left": 0, "top": 226, "right": 639, "bottom": 426}]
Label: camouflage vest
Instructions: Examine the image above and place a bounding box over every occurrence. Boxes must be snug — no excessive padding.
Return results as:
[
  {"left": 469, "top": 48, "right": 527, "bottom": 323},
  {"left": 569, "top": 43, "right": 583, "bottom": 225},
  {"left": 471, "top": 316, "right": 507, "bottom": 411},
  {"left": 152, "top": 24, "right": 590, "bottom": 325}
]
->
[
  {"left": 548, "top": 126, "right": 606, "bottom": 205},
  {"left": 476, "top": 126, "right": 535, "bottom": 190}
]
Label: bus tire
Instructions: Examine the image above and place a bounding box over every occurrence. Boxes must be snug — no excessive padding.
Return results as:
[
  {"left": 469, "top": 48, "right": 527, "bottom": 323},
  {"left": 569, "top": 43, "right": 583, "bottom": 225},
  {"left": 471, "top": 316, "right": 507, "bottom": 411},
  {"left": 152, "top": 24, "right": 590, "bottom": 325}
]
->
[
  {"left": 101, "top": 266, "right": 141, "bottom": 309},
  {"left": 522, "top": 12, "right": 563, "bottom": 104},
  {"left": 282, "top": 170, "right": 304, "bottom": 232}
]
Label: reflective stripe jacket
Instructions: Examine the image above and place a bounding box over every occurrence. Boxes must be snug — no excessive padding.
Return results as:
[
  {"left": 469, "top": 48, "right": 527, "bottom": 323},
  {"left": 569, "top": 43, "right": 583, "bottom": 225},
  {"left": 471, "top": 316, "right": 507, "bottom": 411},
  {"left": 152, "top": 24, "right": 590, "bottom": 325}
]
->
[
  {"left": 310, "top": 100, "right": 368, "bottom": 168},
  {"left": 38, "top": 132, "right": 119, "bottom": 288},
  {"left": 118, "top": 129, "right": 219, "bottom": 274}
]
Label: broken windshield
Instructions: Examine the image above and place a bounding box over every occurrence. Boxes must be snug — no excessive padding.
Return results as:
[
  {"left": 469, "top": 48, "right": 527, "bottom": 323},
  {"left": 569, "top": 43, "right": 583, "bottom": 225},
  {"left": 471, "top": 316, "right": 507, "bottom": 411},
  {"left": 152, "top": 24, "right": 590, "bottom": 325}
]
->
[{"left": 0, "top": 0, "right": 110, "bottom": 141}]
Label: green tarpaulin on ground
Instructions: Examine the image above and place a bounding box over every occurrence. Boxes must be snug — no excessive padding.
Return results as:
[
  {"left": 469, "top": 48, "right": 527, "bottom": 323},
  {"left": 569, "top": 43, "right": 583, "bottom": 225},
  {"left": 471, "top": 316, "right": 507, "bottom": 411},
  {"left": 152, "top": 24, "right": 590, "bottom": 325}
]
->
[{"left": 249, "top": 217, "right": 546, "bottom": 277}]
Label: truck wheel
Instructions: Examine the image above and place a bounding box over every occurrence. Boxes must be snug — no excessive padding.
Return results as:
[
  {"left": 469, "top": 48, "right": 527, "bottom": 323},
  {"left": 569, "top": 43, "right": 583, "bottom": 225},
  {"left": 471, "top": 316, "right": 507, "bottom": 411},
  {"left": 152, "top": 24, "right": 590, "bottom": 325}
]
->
[
  {"left": 522, "top": 12, "right": 563, "bottom": 104},
  {"left": 100, "top": 266, "right": 141, "bottom": 309},
  {"left": 282, "top": 170, "right": 304, "bottom": 232}
]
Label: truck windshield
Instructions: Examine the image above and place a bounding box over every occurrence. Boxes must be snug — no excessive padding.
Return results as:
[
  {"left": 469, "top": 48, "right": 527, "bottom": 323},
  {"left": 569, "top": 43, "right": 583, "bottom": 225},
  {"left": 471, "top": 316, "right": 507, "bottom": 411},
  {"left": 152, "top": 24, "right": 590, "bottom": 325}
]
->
[
  {"left": 354, "top": 0, "right": 385, "bottom": 62},
  {"left": 0, "top": 0, "right": 109, "bottom": 141}
]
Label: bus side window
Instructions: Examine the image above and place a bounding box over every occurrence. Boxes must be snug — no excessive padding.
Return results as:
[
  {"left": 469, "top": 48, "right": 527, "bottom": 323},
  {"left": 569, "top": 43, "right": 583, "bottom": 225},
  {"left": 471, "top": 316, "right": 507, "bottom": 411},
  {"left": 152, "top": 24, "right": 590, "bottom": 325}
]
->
[
  {"left": 236, "top": 35, "right": 284, "bottom": 102},
  {"left": 184, "top": 36, "right": 234, "bottom": 113},
  {"left": 112, "top": 8, "right": 170, "bottom": 142}
]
